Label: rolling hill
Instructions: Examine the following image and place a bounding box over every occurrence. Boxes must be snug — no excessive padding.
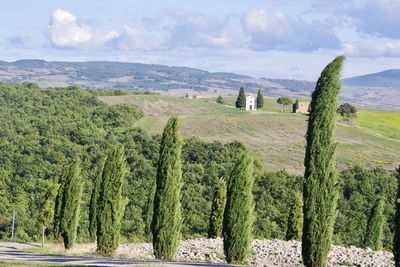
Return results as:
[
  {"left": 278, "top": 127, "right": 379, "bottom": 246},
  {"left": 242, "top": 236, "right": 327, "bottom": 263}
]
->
[
  {"left": 343, "top": 69, "right": 400, "bottom": 87},
  {"left": 0, "top": 59, "right": 399, "bottom": 109},
  {"left": 99, "top": 94, "right": 400, "bottom": 174}
]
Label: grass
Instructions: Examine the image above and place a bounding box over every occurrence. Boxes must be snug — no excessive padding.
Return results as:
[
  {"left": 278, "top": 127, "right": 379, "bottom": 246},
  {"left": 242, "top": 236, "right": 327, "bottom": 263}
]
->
[
  {"left": 99, "top": 95, "right": 400, "bottom": 174},
  {"left": 357, "top": 111, "right": 400, "bottom": 141}
]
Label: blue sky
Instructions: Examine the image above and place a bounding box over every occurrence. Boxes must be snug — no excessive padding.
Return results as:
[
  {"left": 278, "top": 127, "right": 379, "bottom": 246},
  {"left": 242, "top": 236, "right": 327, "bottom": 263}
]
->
[{"left": 1, "top": 0, "right": 400, "bottom": 79}]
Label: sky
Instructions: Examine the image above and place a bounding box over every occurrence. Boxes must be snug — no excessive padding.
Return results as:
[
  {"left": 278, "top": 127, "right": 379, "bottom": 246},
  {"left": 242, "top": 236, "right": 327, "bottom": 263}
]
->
[{"left": 1, "top": 0, "right": 400, "bottom": 80}]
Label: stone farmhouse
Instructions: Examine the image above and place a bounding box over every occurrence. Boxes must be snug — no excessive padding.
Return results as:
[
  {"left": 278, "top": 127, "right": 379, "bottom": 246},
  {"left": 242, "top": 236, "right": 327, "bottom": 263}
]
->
[{"left": 293, "top": 101, "right": 310, "bottom": 113}]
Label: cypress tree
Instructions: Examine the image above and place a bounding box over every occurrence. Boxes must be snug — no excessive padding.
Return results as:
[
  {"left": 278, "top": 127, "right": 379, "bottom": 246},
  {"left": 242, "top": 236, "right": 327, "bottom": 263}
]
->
[
  {"left": 294, "top": 98, "right": 300, "bottom": 112},
  {"left": 96, "top": 146, "right": 127, "bottom": 257},
  {"left": 60, "top": 159, "right": 83, "bottom": 250},
  {"left": 88, "top": 157, "right": 106, "bottom": 243},
  {"left": 364, "top": 198, "right": 385, "bottom": 250},
  {"left": 394, "top": 166, "right": 400, "bottom": 267},
  {"left": 53, "top": 168, "right": 67, "bottom": 242},
  {"left": 286, "top": 191, "right": 303, "bottom": 241},
  {"left": 302, "top": 56, "right": 345, "bottom": 267},
  {"left": 152, "top": 116, "right": 183, "bottom": 260},
  {"left": 256, "top": 89, "right": 264, "bottom": 109},
  {"left": 39, "top": 182, "right": 60, "bottom": 247},
  {"left": 208, "top": 178, "right": 227, "bottom": 238},
  {"left": 235, "top": 87, "right": 246, "bottom": 109},
  {"left": 223, "top": 152, "right": 254, "bottom": 264},
  {"left": 144, "top": 181, "right": 156, "bottom": 242},
  {"left": 216, "top": 95, "right": 225, "bottom": 104}
]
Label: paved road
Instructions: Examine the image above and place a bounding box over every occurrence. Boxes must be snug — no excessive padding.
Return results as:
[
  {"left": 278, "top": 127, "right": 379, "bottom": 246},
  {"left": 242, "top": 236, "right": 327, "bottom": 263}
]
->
[{"left": 0, "top": 242, "right": 233, "bottom": 266}]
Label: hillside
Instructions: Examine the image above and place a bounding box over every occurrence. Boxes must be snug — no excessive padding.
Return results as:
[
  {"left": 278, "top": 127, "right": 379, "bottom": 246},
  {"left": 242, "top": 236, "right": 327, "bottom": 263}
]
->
[
  {"left": 343, "top": 69, "right": 400, "bottom": 87},
  {"left": 99, "top": 94, "right": 400, "bottom": 174},
  {"left": 1, "top": 59, "right": 399, "bottom": 109},
  {"left": 0, "top": 59, "right": 312, "bottom": 96}
]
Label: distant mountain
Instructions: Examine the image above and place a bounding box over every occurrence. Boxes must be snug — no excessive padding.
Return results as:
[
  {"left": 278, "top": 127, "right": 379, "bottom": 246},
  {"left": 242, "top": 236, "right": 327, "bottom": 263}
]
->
[
  {"left": 343, "top": 69, "right": 400, "bottom": 88},
  {"left": 0, "top": 59, "right": 398, "bottom": 109}
]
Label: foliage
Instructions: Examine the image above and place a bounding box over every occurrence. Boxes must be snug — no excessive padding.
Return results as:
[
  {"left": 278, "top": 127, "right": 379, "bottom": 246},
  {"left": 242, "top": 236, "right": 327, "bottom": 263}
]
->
[
  {"left": 208, "top": 178, "right": 227, "bottom": 238},
  {"left": 88, "top": 158, "right": 105, "bottom": 242},
  {"left": 216, "top": 95, "right": 225, "bottom": 105},
  {"left": 302, "top": 56, "right": 345, "bottom": 267},
  {"left": 276, "top": 97, "right": 293, "bottom": 112},
  {"left": 96, "top": 146, "right": 127, "bottom": 257},
  {"left": 394, "top": 167, "right": 400, "bottom": 267},
  {"left": 256, "top": 89, "right": 264, "bottom": 109},
  {"left": 223, "top": 152, "right": 254, "bottom": 264},
  {"left": 152, "top": 117, "right": 183, "bottom": 260},
  {"left": 144, "top": 181, "right": 156, "bottom": 242},
  {"left": 60, "top": 159, "right": 83, "bottom": 249},
  {"left": 235, "top": 87, "right": 246, "bottom": 109},
  {"left": 38, "top": 182, "right": 60, "bottom": 247},
  {"left": 337, "top": 103, "right": 357, "bottom": 119},
  {"left": 286, "top": 191, "right": 303, "bottom": 241},
  {"left": 364, "top": 198, "right": 385, "bottom": 250},
  {"left": 294, "top": 98, "right": 300, "bottom": 110},
  {"left": 335, "top": 166, "right": 396, "bottom": 249}
]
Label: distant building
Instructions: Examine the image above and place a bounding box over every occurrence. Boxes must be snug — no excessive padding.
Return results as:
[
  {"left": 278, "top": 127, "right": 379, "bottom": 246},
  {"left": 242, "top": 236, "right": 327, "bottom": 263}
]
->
[
  {"left": 293, "top": 101, "right": 310, "bottom": 113},
  {"left": 245, "top": 95, "right": 256, "bottom": 110}
]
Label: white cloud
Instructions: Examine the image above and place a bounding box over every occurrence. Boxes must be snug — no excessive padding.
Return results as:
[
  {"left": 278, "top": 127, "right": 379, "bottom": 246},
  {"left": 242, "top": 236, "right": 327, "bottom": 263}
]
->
[
  {"left": 311, "top": 0, "right": 400, "bottom": 39},
  {"left": 350, "top": 0, "right": 400, "bottom": 39},
  {"left": 159, "top": 11, "right": 237, "bottom": 49},
  {"left": 342, "top": 41, "right": 400, "bottom": 57},
  {"left": 241, "top": 9, "right": 341, "bottom": 52},
  {"left": 50, "top": 9, "right": 117, "bottom": 49},
  {"left": 109, "top": 26, "right": 160, "bottom": 51}
]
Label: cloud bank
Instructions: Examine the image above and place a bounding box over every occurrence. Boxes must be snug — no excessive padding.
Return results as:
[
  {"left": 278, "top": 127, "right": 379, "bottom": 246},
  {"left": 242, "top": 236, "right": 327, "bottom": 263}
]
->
[{"left": 241, "top": 9, "right": 341, "bottom": 52}]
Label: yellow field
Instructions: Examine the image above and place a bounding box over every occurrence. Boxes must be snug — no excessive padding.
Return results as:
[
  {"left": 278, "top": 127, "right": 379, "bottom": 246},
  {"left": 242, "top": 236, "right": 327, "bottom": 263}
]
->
[{"left": 357, "top": 111, "right": 400, "bottom": 141}]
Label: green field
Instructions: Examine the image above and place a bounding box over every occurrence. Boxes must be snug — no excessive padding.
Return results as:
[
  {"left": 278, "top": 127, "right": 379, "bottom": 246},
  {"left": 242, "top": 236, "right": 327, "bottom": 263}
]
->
[
  {"left": 100, "top": 95, "right": 400, "bottom": 174},
  {"left": 357, "top": 111, "right": 400, "bottom": 141}
]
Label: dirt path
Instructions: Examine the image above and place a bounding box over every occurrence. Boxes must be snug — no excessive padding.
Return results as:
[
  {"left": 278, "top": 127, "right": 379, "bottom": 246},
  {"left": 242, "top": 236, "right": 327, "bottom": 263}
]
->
[{"left": 0, "top": 242, "right": 232, "bottom": 266}]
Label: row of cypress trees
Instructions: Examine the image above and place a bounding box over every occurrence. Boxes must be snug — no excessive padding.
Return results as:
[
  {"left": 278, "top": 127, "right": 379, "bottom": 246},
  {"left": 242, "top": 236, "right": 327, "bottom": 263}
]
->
[
  {"left": 53, "top": 159, "right": 83, "bottom": 249},
  {"left": 49, "top": 145, "right": 127, "bottom": 254},
  {"left": 150, "top": 116, "right": 256, "bottom": 264}
]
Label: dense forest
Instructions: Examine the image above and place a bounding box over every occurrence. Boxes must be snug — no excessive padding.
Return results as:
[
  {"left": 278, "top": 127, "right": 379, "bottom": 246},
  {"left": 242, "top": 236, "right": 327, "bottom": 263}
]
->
[{"left": 0, "top": 82, "right": 397, "bottom": 250}]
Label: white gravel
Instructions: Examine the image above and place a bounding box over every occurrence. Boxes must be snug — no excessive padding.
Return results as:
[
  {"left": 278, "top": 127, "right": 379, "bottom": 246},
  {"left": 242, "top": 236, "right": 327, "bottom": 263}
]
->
[
  {"left": 42, "top": 238, "right": 395, "bottom": 266},
  {"left": 115, "top": 238, "right": 393, "bottom": 266}
]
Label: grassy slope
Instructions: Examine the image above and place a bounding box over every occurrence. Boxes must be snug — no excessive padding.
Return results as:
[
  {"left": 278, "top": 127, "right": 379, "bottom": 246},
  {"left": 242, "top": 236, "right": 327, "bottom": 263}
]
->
[{"left": 99, "top": 95, "right": 399, "bottom": 174}]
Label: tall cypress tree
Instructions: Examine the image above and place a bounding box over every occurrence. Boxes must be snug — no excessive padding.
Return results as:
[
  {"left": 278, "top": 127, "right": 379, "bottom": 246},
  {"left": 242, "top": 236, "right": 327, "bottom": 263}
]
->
[
  {"left": 286, "top": 191, "right": 303, "bottom": 241},
  {"left": 256, "top": 89, "right": 264, "bottom": 109},
  {"left": 60, "top": 159, "right": 83, "bottom": 250},
  {"left": 235, "top": 87, "right": 246, "bottom": 109},
  {"left": 223, "top": 152, "right": 254, "bottom": 264},
  {"left": 294, "top": 98, "right": 300, "bottom": 112},
  {"left": 53, "top": 168, "right": 67, "bottom": 242},
  {"left": 394, "top": 166, "right": 400, "bottom": 267},
  {"left": 88, "top": 157, "right": 106, "bottom": 243},
  {"left": 208, "top": 178, "right": 227, "bottom": 238},
  {"left": 96, "top": 146, "right": 127, "bottom": 257},
  {"left": 144, "top": 181, "right": 156, "bottom": 242},
  {"left": 39, "top": 182, "right": 60, "bottom": 247},
  {"left": 302, "top": 56, "right": 345, "bottom": 267},
  {"left": 364, "top": 198, "right": 385, "bottom": 250},
  {"left": 152, "top": 116, "right": 183, "bottom": 260}
]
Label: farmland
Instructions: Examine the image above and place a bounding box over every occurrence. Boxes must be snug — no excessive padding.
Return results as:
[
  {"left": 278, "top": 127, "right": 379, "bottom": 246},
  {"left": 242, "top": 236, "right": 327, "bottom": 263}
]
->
[{"left": 100, "top": 95, "right": 400, "bottom": 174}]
